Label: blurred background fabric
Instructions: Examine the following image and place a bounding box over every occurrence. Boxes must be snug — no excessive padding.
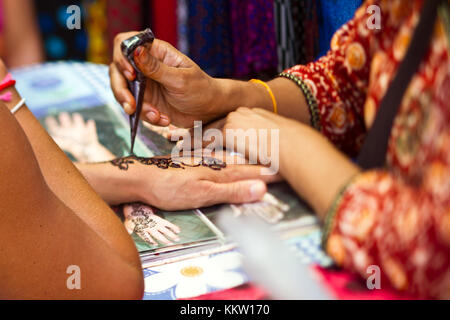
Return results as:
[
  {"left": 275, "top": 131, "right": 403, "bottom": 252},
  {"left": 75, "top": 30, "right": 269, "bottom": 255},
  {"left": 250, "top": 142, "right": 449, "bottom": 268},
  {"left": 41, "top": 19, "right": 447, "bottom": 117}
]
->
[
  {"left": 25, "top": 0, "right": 362, "bottom": 78},
  {"left": 316, "top": 0, "right": 363, "bottom": 57},
  {"left": 187, "top": 0, "right": 233, "bottom": 78},
  {"left": 35, "top": 0, "right": 88, "bottom": 61}
]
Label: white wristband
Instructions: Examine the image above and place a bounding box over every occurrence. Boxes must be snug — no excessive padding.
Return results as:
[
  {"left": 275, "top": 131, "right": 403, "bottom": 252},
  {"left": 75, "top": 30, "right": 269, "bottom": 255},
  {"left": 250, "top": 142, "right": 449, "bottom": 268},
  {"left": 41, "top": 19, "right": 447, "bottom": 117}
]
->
[{"left": 10, "top": 98, "right": 26, "bottom": 114}]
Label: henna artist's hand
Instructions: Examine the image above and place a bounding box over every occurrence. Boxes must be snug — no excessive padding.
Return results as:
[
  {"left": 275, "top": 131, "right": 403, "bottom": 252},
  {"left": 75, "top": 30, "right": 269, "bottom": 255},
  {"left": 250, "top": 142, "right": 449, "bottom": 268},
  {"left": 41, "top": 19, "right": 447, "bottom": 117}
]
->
[
  {"left": 203, "top": 108, "right": 361, "bottom": 217},
  {"left": 143, "top": 122, "right": 188, "bottom": 141},
  {"left": 45, "top": 112, "right": 115, "bottom": 162},
  {"left": 110, "top": 32, "right": 225, "bottom": 128},
  {"left": 182, "top": 107, "right": 300, "bottom": 168},
  {"left": 123, "top": 203, "right": 180, "bottom": 246}
]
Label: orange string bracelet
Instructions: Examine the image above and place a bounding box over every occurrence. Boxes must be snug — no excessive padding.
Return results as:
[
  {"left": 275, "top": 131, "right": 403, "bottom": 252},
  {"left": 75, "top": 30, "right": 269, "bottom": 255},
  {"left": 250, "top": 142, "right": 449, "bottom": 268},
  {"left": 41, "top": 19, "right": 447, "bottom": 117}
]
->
[{"left": 249, "top": 79, "right": 278, "bottom": 114}]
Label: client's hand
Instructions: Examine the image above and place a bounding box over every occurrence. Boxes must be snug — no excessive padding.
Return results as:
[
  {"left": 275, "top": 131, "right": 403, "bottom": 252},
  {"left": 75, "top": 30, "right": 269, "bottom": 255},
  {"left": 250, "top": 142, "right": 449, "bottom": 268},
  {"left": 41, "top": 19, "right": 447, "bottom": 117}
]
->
[
  {"left": 100, "top": 155, "right": 280, "bottom": 210},
  {"left": 110, "top": 32, "right": 224, "bottom": 128},
  {"left": 123, "top": 203, "right": 180, "bottom": 246},
  {"left": 181, "top": 107, "right": 299, "bottom": 168}
]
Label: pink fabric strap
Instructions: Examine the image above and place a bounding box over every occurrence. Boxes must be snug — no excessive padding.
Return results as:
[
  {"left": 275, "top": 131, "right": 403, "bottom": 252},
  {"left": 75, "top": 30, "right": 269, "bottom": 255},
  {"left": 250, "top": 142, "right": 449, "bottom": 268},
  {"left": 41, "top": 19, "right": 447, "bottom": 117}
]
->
[{"left": 0, "top": 73, "right": 16, "bottom": 101}]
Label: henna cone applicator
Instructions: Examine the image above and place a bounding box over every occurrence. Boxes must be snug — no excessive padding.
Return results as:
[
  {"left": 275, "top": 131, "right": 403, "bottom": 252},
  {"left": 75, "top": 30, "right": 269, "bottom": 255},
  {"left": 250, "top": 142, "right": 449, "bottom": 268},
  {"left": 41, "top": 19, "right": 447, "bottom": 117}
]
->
[{"left": 121, "top": 28, "right": 155, "bottom": 155}]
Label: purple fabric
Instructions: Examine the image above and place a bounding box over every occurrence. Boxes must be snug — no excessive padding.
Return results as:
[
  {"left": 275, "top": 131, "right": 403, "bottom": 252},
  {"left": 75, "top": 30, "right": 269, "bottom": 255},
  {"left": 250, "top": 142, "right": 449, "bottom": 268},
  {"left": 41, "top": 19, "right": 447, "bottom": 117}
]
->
[{"left": 229, "top": 0, "right": 278, "bottom": 77}]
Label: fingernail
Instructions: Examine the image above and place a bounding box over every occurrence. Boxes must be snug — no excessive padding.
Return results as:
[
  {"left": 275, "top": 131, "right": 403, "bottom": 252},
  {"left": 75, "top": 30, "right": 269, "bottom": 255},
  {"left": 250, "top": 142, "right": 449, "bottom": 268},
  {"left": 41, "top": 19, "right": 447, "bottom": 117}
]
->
[
  {"left": 134, "top": 46, "right": 143, "bottom": 57},
  {"left": 123, "top": 102, "right": 133, "bottom": 114},
  {"left": 160, "top": 115, "right": 170, "bottom": 126},
  {"left": 250, "top": 182, "right": 266, "bottom": 200},
  {"left": 147, "top": 111, "right": 157, "bottom": 120}
]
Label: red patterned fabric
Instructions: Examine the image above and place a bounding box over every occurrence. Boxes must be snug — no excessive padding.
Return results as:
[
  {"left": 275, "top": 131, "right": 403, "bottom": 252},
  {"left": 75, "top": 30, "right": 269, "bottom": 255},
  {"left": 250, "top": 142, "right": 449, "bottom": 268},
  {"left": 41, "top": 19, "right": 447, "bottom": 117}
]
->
[
  {"left": 107, "top": 0, "right": 143, "bottom": 61},
  {"left": 151, "top": 0, "right": 178, "bottom": 48},
  {"left": 285, "top": 0, "right": 450, "bottom": 299},
  {"left": 313, "top": 266, "right": 416, "bottom": 300}
]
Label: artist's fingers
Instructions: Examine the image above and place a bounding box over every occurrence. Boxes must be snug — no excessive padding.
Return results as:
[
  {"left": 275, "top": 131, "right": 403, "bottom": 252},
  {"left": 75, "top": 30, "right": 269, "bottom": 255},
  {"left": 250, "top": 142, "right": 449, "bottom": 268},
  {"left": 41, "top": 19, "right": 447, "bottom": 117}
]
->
[
  {"left": 142, "top": 111, "right": 171, "bottom": 127},
  {"left": 202, "top": 118, "right": 227, "bottom": 149},
  {"left": 141, "top": 101, "right": 163, "bottom": 125},
  {"left": 109, "top": 63, "right": 136, "bottom": 115},
  {"left": 149, "top": 229, "right": 173, "bottom": 245},
  {"left": 184, "top": 119, "right": 224, "bottom": 139},
  {"left": 175, "top": 128, "right": 212, "bottom": 151},
  {"left": 149, "top": 39, "right": 192, "bottom": 68},
  {"left": 113, "top": 31, "right": 139, "bottom": 81},
  {"left": 165, "top": 125, "right": 187, "bottom": 140},
  {"left": 205, "top": 117, "right": 227, "bottom": 131},
  {"left": 201, "top": 180, "right": 267, "bottom": 206},
  {"left": 158, "top": 114, "right": 171, "bottom": 127},
  {"left": 134, "top": 42, "right": 183, "bottom": 88},
  {"left": 144, "top": 123, "right": 178, "bottom": 139},
  {"left": 178, "top": 118, "right": 226, "bottom": 150}
]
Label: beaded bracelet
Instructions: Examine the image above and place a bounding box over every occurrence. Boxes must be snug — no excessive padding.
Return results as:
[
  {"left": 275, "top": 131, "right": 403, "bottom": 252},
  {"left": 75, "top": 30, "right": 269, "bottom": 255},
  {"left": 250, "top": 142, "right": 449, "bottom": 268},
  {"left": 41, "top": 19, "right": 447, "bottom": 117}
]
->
[
  {"left": 321, "top": 172, "right": 361, "bottom": 250},
  {"left": 278, "top": 72, "right": 322, "bottom": 131}
]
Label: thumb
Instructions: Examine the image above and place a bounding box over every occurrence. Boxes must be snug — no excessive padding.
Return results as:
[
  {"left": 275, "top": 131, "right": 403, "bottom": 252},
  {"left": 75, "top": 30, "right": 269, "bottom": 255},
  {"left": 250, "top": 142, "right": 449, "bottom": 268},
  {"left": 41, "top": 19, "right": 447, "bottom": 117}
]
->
[
  {"left": 134, "top": 44, "right": 178, "bottom": 85},
  {"left": 208, "top": 180, "right": 267, "bottom": 205}
]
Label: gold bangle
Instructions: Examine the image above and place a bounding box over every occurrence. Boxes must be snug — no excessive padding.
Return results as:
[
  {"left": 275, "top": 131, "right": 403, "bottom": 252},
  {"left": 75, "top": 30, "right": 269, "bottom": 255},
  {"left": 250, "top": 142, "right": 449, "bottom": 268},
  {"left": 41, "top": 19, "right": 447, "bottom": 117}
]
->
[{"left": 249, "top": 79, "right": 278, "bottom": 114}]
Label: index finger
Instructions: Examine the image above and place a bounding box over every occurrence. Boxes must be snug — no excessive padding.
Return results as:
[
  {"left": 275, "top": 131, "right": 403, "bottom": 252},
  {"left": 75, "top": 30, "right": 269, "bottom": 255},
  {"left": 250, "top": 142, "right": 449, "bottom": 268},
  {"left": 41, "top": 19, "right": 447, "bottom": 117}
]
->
[
  {"left": 109, "top": 63, "right": 136, "bottom": 114},
  {"left": 113, "top": 31, "right": 140, "bottom": 80}
]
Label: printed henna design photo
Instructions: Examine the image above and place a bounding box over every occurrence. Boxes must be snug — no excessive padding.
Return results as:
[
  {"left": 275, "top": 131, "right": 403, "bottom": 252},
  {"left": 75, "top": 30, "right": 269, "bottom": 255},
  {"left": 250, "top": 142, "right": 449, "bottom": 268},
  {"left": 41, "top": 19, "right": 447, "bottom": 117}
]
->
[{"left": 123, "top": 203, "right": 181, "bottom": 246}]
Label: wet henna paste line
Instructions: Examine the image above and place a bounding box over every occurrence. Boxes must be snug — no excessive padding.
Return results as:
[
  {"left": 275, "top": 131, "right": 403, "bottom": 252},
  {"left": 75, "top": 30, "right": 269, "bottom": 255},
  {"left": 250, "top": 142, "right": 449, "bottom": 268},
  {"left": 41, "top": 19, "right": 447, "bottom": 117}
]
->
[{"left": 110, "top": 155, "right": 227, "bottom": 171}]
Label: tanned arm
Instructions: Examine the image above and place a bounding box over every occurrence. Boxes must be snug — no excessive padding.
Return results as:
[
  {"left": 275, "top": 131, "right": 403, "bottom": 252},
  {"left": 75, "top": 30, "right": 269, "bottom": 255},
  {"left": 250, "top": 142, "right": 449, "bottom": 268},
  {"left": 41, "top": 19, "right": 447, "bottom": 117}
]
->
[
  {"left": 0, "top": 103, "right": 143, "bottom": 299},
  {"left": 0, "top": 62, "right": 141, "bottom": 272}
]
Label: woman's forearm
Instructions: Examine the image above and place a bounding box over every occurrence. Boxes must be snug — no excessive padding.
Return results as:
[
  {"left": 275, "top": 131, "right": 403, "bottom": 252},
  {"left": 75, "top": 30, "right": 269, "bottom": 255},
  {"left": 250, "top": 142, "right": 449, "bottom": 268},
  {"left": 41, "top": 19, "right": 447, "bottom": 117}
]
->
[
  {"left": 75, "top": 162, "right": 141, "bottom": 205},
  {"left": 279, "top": 124, "right": 360, "bottom": 219},
  {"left": 215, "top": 77, "right": 311, "bottom": 124},
  {"left": 1, "top": 77, "right": 141, "bottom": 269},
  {"left": 15, "top": 109, "right": 141, "bottom": 268}
]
